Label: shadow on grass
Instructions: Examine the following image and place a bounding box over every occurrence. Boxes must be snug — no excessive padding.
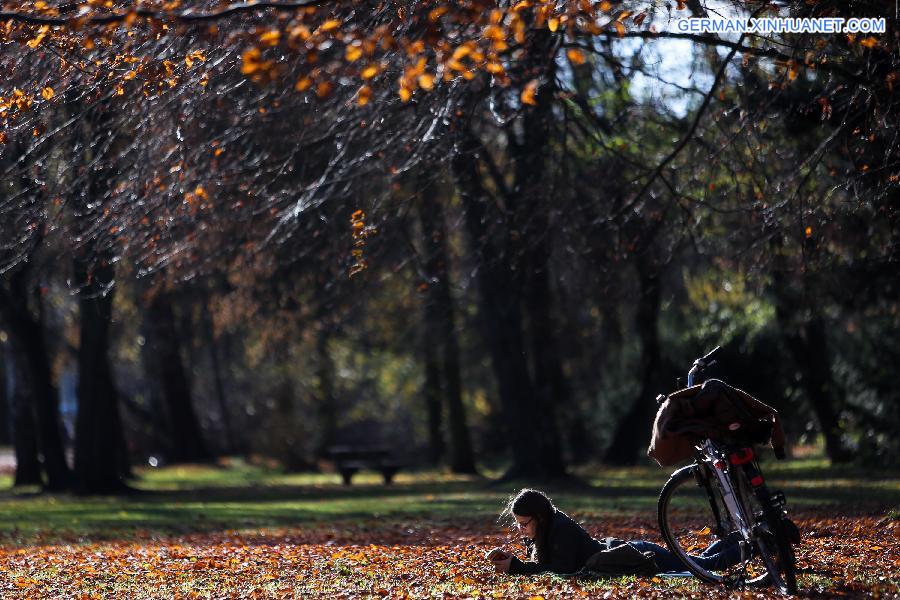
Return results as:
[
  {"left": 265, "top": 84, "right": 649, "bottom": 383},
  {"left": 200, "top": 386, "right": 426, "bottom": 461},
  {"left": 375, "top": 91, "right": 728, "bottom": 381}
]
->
[{"left": 0, "top": 464, "right": 895, "bottom": 547}]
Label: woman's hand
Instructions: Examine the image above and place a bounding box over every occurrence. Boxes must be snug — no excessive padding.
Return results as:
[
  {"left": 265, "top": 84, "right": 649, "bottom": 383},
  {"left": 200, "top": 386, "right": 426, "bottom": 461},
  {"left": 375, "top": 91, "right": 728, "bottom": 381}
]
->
[
  {"left": 492, "top": 555, "right": 512, "bottom": 573},
  {"left": 486, "top": 547, "right": 512, "bottom": 573}
]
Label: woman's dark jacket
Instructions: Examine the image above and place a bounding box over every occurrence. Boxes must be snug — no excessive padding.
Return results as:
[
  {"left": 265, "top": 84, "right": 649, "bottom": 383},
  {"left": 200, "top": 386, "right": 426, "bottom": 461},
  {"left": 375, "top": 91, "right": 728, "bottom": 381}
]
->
[{"left": 509, "top": 510, "right": 604, "bottom": 575}]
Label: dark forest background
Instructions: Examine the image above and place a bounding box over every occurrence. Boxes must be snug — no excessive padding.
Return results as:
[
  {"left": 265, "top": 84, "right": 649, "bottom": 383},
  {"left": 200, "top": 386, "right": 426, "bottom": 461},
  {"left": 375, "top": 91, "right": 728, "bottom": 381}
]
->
[{"left": 0, "top": 0, "right": 897, "bottom": 493}]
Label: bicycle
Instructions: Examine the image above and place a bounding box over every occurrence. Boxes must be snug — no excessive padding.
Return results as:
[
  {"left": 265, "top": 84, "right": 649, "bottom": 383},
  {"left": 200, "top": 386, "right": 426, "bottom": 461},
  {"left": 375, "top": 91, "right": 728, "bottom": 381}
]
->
[{"left": 656, "top": 347, "right": 799, "bottom": 594}]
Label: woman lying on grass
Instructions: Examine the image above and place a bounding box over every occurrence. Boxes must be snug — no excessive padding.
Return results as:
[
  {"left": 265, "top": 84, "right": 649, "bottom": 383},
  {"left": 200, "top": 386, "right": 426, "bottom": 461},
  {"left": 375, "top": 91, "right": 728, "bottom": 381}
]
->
[{"left": 486, "top": 488, "right": 741, "bottom": 576}]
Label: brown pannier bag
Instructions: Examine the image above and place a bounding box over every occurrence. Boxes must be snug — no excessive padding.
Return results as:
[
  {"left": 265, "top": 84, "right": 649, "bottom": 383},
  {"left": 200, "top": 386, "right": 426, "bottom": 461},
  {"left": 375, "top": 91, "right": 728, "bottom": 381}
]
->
[{"left": 647, "top": 379, "right": 786, "bottom": 467}]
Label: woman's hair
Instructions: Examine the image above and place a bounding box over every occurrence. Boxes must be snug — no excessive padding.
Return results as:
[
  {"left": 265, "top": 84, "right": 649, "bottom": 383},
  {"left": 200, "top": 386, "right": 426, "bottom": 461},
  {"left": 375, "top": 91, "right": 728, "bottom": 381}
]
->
[{"left": 500, "top": 489, "right": 557, "bottom": 563}]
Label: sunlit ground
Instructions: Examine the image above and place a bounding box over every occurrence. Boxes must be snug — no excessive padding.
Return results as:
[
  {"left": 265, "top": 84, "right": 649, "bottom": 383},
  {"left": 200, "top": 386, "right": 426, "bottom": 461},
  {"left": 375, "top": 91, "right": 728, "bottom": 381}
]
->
[{"left": 0, "top": 455, "right": 896, "bottom": 597}]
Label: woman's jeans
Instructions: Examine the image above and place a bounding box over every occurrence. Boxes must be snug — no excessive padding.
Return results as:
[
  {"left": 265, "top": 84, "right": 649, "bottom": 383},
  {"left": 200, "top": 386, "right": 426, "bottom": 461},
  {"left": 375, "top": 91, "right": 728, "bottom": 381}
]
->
[{"left": 630, "top": 536, "right": 742, "bottom": 573}]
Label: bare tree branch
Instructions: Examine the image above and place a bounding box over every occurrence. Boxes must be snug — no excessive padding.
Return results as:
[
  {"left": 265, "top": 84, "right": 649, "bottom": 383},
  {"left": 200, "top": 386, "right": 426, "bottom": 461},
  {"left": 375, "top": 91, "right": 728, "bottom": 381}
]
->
[{"left": 0, "top": 0, "right": 325, "bottom": 25}]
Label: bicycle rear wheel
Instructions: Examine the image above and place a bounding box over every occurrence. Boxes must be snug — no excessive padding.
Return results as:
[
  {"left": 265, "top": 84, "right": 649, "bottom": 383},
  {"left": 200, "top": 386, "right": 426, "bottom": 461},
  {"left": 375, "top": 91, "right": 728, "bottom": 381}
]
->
[
  {"left": 733, "top": 467, "right": 798, "bottom": 594},
  {"left": 754, "top": 518, "right": 797, "bottom": 594},
  {"left": 658, "top": 464, "right": 770, "bottom": 586}
]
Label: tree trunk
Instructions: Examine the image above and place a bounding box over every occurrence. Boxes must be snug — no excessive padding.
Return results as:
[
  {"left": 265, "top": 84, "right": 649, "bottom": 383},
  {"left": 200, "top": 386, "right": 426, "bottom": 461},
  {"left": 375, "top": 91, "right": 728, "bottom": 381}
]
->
[
  {"left": 421, "top": 328, "right": 444, "bottom": 465},
  {"left": 772, "top": 275, "right": 851, "bottom": 463},
  {"left": 418, "top": 185, "right": 476, "bottom": 473},
  {"left": 418, "top": 194, "right": 445, "bottom": 464},
  {"left": 769, "top": 231, "right": 851, "bottom": 464},
  {"left": 200, "top": 295, "right": 234, "bottom": 454},
  {"left": 800, "top": 317, "right": 851, "bottom": 462},
  {"left": 452, "top": 134, "right": 562, "bottom": 479},
  {"left": 604, "top": 255, "right": 664, "bottom": 465},
  {"left": 272, "top": 342, "right": 311, "bottom": 471},
  {"left": 507, "top": 25, "right": 567, "bottom": 476},
  {"left": 551, "top": 287, "right": 596, "bottom": 464},
  {"left": 0, "top": 338, "right": 10, "bottom": 446},
  {"left": 71, "top": 98, "right": 132, "bottom": 492},
  {"left": 143, "top": 291, "right": 210, "bottom": 463},
  {"left": 522, "top": 247, "right": 567, "bottom": 474},
  {"left": 0, "top": 270, "right": 71, "bottom": 490},
  {"left": 314, "top": 327, "right": 338, "bottom": 457},
  {"left": 73, "top": 258, "right": 127, "bottom": 494},
  {"left": 7, "top": 344, "right": 41, "bottom": 486},
  {"left": 15, "top": 316, "right": 72, "bottom": 490},
  {"left": 440, "top": 304, "right": 476, "bottom": 474}
]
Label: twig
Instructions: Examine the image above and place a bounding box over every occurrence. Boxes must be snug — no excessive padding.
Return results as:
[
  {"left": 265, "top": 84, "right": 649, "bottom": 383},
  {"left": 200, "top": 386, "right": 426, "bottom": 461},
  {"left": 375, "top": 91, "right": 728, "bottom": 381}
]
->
[{"left": 0, "top": 0, "right": 325, "bottom": 25}]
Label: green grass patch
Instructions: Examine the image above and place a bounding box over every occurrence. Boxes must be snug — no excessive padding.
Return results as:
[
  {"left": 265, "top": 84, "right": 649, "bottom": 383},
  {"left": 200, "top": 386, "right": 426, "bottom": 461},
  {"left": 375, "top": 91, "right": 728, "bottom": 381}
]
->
[{"left": 0, "top": 459, "right": 896, "bottom": 546}]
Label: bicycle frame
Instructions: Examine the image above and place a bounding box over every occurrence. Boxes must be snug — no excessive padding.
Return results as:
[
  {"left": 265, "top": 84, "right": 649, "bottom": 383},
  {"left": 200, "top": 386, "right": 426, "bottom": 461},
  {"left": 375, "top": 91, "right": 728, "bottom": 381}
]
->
[
  {"left": 687, "top": 350, "right": 755, "bottom": 552},
  {"left": 696, "top": 440, "right": 754, "bottom": 560}
]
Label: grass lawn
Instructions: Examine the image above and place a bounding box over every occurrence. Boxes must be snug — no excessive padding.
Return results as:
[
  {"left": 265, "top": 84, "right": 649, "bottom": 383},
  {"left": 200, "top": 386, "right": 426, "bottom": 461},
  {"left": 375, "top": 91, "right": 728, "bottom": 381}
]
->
[{"left": 0, "top": 457, "right": 896, "bottom": 597}]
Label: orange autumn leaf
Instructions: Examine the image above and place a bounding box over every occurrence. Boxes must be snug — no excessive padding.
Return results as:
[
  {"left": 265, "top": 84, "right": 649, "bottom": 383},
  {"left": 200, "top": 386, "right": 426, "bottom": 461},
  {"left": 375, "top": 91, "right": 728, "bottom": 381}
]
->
[
  {"left": 452, "top": 43, "right": 473, "bottom": 61},
  {"left": 859, "top": 36, "right": 878, "bottom": 49},
  {"left": 521, "top": 79, "right": 538, "bottom": 105},
  {"left": 483, "top": 25, "right": 505, "bottom": 42},
  {"left": 418, "top": 73, "right": 435, "bottom": 90},
  {"left": 241, "top": 48, "right": 262, "bottom": 75},
  {"left": 357, "top": 85, "right": 372, "bottom": 106},
  {"left": 0, "top": 495, "right": 889, "bottom": 598},
  {"left": 259, "top": 29, "right": 281, "bottom": 46},
  {"left": 290, "top": 24, "right": 311, "bottom": 41},
  {"left": 360, "top": 64, "right": 379, "bottom": 79},
  {"left": 26, "top": 25, "right": 49, "bottom": 48},
  {"left": 566, "top": 48, "right": 586, "bottom": 65},
  {"left": 345, "top": 44, "right": 363, "bottom": 62},
  {"left": 406, "top": 39, "right": 426, "bottom": 57},
  {"left": 319, "top": 19, "right": 341, "bottom": 33},
  {"left": 428, "top": 6, "right": 448, "bottom": 21},
  {"left": 184, "top": 50, "right": 206, "bottom": 68},
  {"left": 316, "top": 81, "right": 333, "bottom": 98}
]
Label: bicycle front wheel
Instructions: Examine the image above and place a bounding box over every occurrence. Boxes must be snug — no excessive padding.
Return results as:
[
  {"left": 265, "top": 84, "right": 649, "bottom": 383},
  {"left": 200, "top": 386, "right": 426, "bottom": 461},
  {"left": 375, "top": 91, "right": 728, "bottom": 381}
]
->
[{"left": 658, "top": 464, "right": 770, "bottom": 586}]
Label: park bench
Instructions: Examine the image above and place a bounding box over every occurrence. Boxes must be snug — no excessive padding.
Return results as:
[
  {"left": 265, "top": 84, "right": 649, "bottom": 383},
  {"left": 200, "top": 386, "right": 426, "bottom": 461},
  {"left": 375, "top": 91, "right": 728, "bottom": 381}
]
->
[{"left": 325, "top": 445, "right": 403, "bottom": 485}]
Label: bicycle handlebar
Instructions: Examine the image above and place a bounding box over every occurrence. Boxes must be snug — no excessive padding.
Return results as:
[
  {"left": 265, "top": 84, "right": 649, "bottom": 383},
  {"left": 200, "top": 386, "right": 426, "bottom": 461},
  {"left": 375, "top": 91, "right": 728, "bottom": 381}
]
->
[
  {"left": 687, "top": 346, "right": 721, "bottom": 387},
  {"left": 697, "top": 346, "right": 721, "bottom": 366}
]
